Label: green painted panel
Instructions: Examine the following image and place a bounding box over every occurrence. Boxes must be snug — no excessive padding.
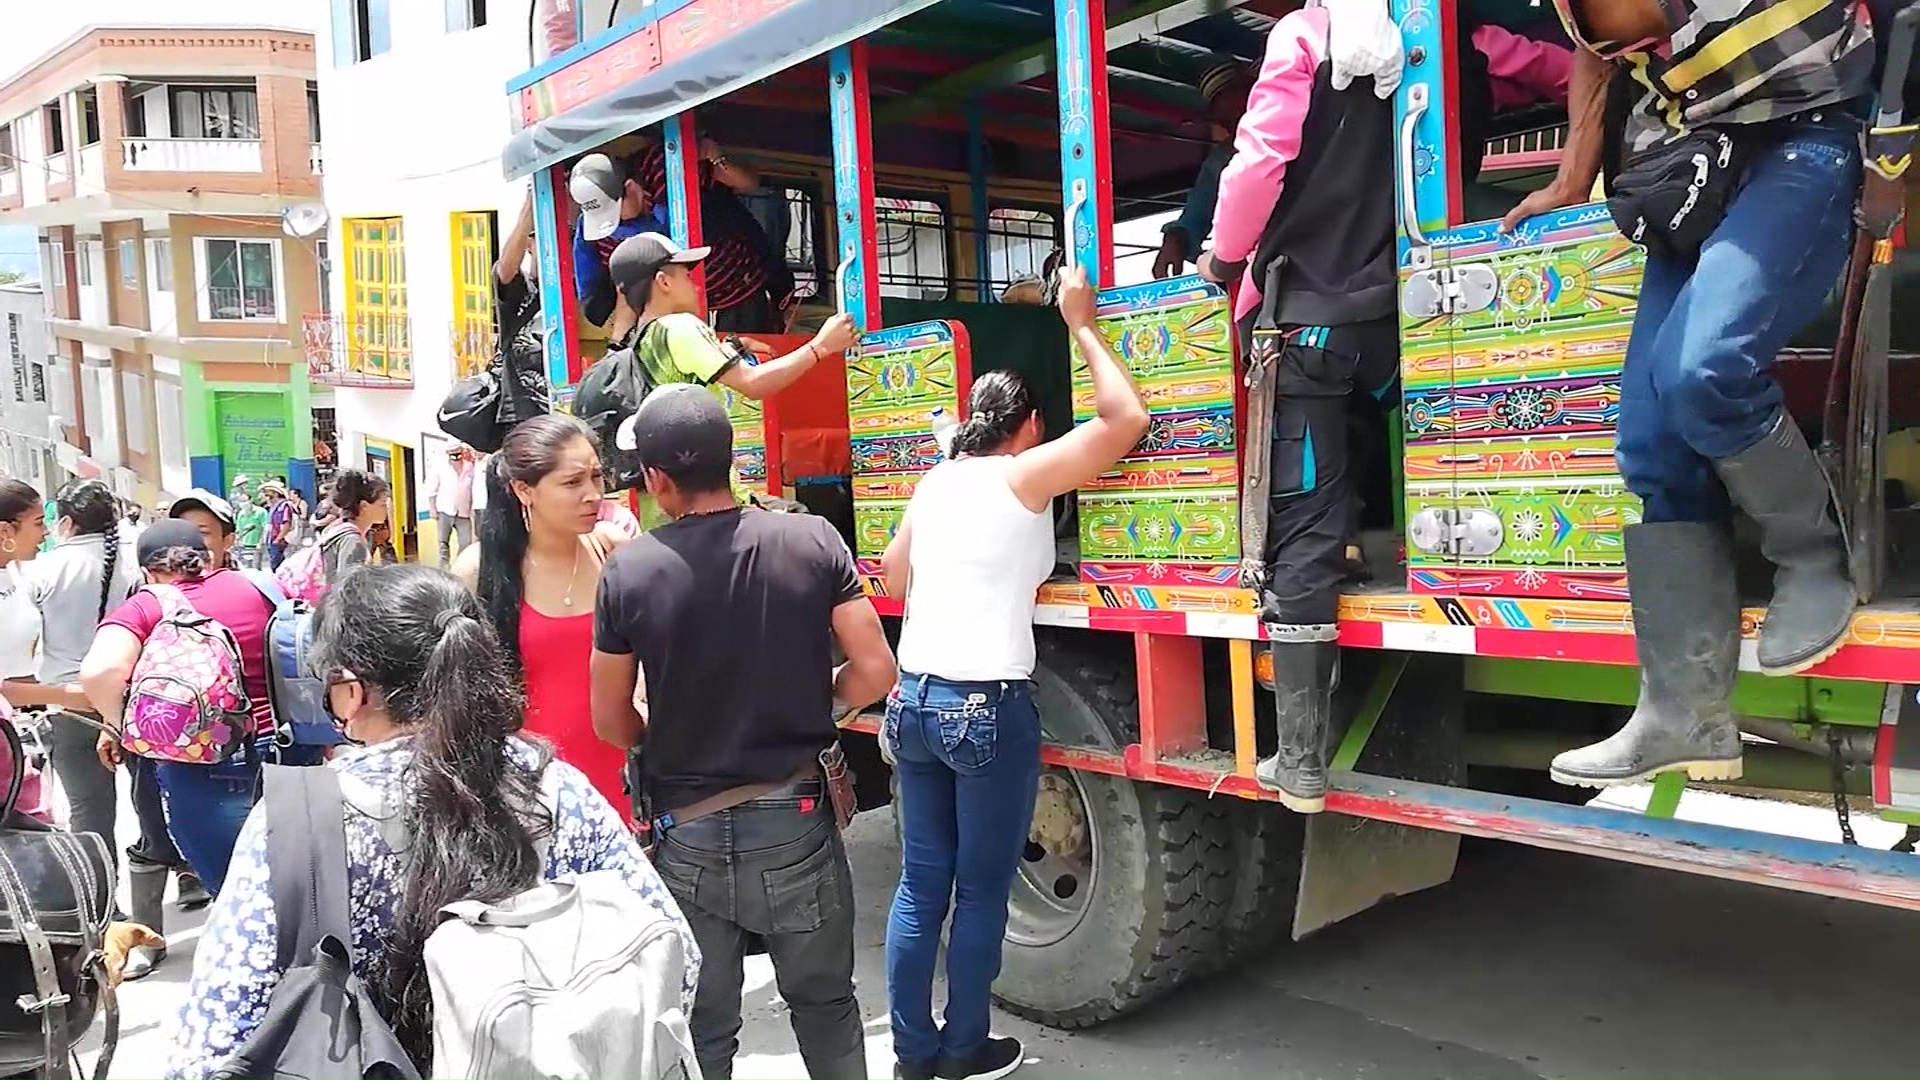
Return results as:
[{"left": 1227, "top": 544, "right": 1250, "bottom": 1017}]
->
[
  {"left": 1463, "top": 656, "right": 1887, "bottom": 727},
  {"left": 214, "top": 390, "right": 291, "bottom": 488}
]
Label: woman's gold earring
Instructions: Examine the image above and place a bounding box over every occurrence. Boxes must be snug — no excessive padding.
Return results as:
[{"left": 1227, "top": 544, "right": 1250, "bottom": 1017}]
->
[{"left": 1, "top": 538, "right": 15, "bottom": 554}]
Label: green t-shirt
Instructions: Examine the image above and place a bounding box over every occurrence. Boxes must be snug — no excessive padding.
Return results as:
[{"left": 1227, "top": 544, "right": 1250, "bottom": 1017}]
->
[
  {"left": 632, "top": 313, "right": 753, "bottom": 510},
  {"left": 235, "top": 505, "right": 268, "bottom": 547}
]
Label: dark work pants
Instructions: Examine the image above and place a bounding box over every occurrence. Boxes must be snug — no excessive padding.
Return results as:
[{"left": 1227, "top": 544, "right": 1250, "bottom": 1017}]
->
[
  {"left": 651, "top": 781, "right": 866, "bottom": 1080},
  {"left": 711, "top": 290, "right": 780, "bottom": 335},
  {"left": 126, "top": 755, "right": 185, "bottom": 871},
  {"left": 1253, "top": 318, "right": 1399, "bottom": 626}
]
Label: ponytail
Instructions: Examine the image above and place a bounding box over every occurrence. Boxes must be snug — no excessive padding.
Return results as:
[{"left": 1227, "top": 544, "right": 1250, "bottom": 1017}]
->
[
  {"left": 476, "top": 453, "right": 530, "bottom": 675},
  {"left": 950, "top": 369, "right": 1039, "bottom": 458},
  {"left": 306, "top": 565, "right": 551, "bottom": 1069}
]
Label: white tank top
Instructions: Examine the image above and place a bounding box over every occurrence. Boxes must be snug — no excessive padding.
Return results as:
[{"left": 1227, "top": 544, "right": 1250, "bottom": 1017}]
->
[{"left": 894, "top": 455, "right": 1055, "bottom": 681}]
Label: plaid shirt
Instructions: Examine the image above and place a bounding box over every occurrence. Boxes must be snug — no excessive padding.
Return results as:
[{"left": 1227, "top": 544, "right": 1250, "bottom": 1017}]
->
[
  {"left": 1552, "top": 0, "right": 1873, "bottom": 152},
  {"left": 637, "top": 146, "right": 777, "bottom": 313}
]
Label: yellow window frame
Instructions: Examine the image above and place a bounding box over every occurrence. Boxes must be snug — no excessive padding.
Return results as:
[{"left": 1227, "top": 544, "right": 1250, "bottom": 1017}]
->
[
  {"left": 344, "top": 217, "right": 411, "bottom": 378},
  {"left": 451, "top": 211, "right": 497, "bottom": 378}
]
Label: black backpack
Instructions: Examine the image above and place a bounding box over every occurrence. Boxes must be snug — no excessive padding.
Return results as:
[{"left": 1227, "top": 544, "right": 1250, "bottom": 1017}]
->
[
  {"left": 213, "top": 766, "right": 418, "bottom": 1080},
  {"left": 436, "top": 369, "right": 506, "bottom": 453},
  {"left": 573, "top": 323, "right": 659, "bottom": 493}
]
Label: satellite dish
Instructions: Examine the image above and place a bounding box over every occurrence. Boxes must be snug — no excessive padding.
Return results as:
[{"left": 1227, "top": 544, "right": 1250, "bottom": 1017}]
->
[{"left": 281, "top": 203, "right": 330, "bottom": 239}]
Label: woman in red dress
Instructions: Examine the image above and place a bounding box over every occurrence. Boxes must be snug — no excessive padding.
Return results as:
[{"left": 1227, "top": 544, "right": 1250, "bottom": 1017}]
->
[{"left": 455, "top": 414, "right": 634, "bottom": 818}]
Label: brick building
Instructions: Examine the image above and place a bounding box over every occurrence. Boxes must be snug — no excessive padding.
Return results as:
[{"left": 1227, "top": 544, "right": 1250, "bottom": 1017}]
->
[{"left": 0, "top": 23, "right": 326, "bottom": 505}]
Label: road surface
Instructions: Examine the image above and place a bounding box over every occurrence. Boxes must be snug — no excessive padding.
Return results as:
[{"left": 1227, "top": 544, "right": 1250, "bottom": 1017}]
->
[{"left": 98, "top": 794, "right": 1920, "bottom": 1079}]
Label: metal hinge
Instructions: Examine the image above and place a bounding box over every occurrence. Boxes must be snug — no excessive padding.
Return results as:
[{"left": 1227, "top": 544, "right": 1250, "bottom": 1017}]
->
[
  {"left": 1408, "top": 506, "right": 1504, "bottom": 557},
  {"left": 1400, "top": 263, "right": 1500, "bottom": 318}
]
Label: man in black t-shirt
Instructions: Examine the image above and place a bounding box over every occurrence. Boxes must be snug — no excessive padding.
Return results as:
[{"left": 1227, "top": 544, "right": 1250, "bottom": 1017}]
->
[{"left": 589, "top": 384, "right": 894, "bottom": 1080}]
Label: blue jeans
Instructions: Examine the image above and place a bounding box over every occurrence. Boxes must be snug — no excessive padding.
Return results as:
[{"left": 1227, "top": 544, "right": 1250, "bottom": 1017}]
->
[
  {"left": 154, "top": 737, "right": 270, "bottom": 897},
  {"left": 1615, "top": 108, "right": 1862, "bottom": 523},
  {"left": 884, "top": 673, "right": 1042, "bottom": 1067}
]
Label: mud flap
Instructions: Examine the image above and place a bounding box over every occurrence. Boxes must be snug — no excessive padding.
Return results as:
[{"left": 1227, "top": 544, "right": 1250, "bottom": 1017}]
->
[{"left": 1293, "top": 652, "right": 1467, "bottom": 938}]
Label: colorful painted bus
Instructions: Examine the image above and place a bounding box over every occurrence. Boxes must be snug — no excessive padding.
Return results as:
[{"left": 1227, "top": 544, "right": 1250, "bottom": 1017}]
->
[{"left": 501, "top": 0, "right": 1920, "bottom": 1028}]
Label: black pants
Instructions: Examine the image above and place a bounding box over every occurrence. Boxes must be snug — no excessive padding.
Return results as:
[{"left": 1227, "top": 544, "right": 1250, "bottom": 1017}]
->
[
  {"left": 712, "top": 290, "right": 780, "bottom": 335},
  {"left": 126, "top": 755, "right": 184, "bottom": 871},
  {"left": 650, "top": 781, "right": 866, "bottom": 1080},
  {"left": 1253, "top": 317, "right": 1400, "bottom": 625}
]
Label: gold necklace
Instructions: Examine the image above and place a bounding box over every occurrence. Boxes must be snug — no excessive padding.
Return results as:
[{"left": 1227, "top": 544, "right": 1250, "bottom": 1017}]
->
[{"left": 531, "top": 542, "right": 584, "bottom": 608}]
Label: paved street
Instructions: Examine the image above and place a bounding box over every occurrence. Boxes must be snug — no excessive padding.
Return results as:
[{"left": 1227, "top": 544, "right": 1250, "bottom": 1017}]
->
[{"left": 97, "top": 792, "right": 1920, "bottom": 1079}]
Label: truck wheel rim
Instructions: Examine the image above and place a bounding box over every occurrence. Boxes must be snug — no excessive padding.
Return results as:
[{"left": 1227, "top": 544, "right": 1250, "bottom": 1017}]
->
[{"left": 1007, "top": 766, "right": 1096, "bottom": 947}]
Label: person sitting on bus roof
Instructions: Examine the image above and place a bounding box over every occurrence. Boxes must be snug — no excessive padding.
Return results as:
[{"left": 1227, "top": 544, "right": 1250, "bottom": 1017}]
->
[
  {"left": 1500, "top": 0, "right": 1871, "bottom": 789},
  {"left": 569, "top": 151, "right": 672, "bottom": 343},
  {"left": 1194, "top": 0, "right": 1402, "bottom": 815}
]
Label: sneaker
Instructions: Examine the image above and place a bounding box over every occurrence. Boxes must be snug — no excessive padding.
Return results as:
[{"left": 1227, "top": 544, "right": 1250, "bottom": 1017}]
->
[
  {"left": 935, "top": 1036, "right": 1023, "bottom": 1080},
  {"left": 894, "top": 1062, "right": 935, "bottom": 1080}
]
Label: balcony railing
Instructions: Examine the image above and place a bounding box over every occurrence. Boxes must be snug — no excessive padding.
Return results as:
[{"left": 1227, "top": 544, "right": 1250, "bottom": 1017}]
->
[
  {"left": 121, "top": 137, "right": 263, "bottom": 173},
  {"left": 206, "top": 285, "right": 279, "bottom": 322},
  {"left": 304, "top": 312, "right": 415, "bottom": 389}
]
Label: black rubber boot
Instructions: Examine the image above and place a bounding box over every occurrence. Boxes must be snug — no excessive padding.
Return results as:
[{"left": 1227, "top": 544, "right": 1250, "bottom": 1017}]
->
[
  {"left": 123, "top": 861, "right": 169, "bottom": 981},
  {"left": 1550, "top": 522, "right": 1744, "bottom": 787},
  {"left": 1255, "top": 625, "right": 1340, "bottom": 813},
  {"left": 1714, "top": 413, "right": 1855, "bottom": 674}
]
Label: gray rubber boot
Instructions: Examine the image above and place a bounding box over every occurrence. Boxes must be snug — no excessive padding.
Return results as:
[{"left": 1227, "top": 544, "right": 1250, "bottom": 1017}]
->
[
  {"left": 1255, "top": 624, "right": 1340, "bottom": 814},
  {"left": 1551, "top": 523, "right": 1744, "bottom": 787},
  {"left": 122, "top": 861, "right": 168, "bottom": 981},
  {"left": 1714, "top": 413, "right": 1855, "bottom": 674}
]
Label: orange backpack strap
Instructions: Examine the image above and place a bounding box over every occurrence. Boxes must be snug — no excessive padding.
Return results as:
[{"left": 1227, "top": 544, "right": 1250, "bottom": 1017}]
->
[{"left": 583, "top": 533, "right": 608, "bottom": 569}]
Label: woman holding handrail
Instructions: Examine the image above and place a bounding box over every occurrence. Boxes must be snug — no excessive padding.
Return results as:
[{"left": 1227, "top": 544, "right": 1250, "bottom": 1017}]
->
[{"left": 878, "top": 266, "right": 1147, "bottom": 1080}]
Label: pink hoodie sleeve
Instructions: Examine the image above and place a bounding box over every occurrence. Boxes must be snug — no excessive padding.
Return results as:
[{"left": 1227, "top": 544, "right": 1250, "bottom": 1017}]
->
[
  {"left": 1209, "top": 7, "right": 1329, "bottom": 268},
  {"left": 1472, "top": 24, "right": 1571, "bottom": 111}
]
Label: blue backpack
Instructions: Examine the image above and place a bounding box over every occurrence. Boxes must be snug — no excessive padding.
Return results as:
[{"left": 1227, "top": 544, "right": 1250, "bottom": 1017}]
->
[{"left": 242, "top": 570, "right": 345, "bottom": 755}]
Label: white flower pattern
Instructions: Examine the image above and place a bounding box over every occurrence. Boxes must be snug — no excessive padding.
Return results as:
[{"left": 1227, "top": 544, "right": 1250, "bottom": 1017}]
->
[{"left": 163, "top": 737, "right": 700, "bottom": 1079}]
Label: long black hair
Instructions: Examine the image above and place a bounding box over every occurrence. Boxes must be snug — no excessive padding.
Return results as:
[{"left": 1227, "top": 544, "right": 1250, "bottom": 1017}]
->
[
  {"left": 477, "top": 414, "right": 598, "bottom": 674},
  {"left": 307, "top": 565, "right": 553, "bottom": 1068},
  {"left": 950, "top": 369, "right": 1040, "bottom": 458},
  {"left": 53, "top": 478, "right": 119, "bottom": 620},
  {"left": 330, "top": 469, "right": 390, "bottom": 521}
]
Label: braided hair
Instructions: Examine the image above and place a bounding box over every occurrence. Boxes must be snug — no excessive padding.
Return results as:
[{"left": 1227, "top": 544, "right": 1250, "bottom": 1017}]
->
[{"left": 53, "top": 479, "right": 120, "bottom": 619}]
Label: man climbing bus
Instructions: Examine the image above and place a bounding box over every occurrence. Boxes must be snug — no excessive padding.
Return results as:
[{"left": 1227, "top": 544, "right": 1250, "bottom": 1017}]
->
[{"left": 1197, "top": 0, "right": 1403, "bottom": 814}]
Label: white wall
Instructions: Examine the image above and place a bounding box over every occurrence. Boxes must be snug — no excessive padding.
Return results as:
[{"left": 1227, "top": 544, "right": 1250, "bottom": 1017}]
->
[
  {"left": 144, "top": 235, "right": 177, "bottom": 336},
  {"left": 74, "top": 238, "right": 105, "bottom": 326},
  {"left": 0, "top": 285, "right": 54, "bottom": 466},
  {"left": 316, "top": 0, "right": 538, "bottom": 461}
]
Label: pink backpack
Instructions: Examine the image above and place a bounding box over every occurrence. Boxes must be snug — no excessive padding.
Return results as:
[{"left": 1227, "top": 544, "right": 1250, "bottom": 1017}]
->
[
  {"left": 121, "top": 584, "right": 251, "bottom": 764},
  {"left": 275, "top": 523, "right": 355, "bottom": 603}
]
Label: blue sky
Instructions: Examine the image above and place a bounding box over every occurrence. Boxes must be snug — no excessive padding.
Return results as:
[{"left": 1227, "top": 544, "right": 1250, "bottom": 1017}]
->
[{"left": 0, "top": 227, "right": 36, "bottom": 281}]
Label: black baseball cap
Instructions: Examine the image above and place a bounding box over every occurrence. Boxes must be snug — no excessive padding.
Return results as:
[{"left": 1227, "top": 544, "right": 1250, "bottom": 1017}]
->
[
  {"left": 623, "top": 383, "right": 734, "bottom": 483},
  {"left": 136, "top": 519, "right": 210, "bottom": 566},
  {"left": 609, "top": 232, "right": 710, "bottom": 305}
]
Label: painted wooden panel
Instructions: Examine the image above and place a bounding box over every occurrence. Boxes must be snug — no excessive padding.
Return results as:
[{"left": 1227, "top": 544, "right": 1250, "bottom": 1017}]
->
[
  {"left": 1402, "top": 205, "right": 1648, "bottom": 599},
  {"left": 847, "top": 319, "right": 970, "bottom": 567},
  {"left": 1072, "top": 276, "right": 1240, "bottom": 587}
]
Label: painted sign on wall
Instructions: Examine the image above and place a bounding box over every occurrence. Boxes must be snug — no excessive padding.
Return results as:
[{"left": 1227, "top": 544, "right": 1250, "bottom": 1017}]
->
[{"left": 214, "top": 391, "right": 290, "bottom": 491}]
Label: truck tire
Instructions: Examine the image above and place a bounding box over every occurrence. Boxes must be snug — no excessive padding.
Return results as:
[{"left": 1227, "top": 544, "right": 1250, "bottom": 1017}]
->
[
  {"left": 993, "top": 767, "right": 1235, "bottom": 1028},
  {"left": 1215, "top": 796, "right": 1306, "bottom": 962}
]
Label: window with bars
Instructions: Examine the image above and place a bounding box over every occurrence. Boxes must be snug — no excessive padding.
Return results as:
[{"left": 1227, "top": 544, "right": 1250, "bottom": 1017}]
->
[
  {"left": 451, "top": 211, "right": 496, "bottom": 377},
  {"left": 6, "top": 314, "right": 19, "bottom": 363},
  {"left": 10, "top": 361, "right": 21, "bottom": 405},
  {"left": 28, "top": 362, "right": 44, "bottom": 404},
  {"left": 0, "top": 123, "right": 15, "bottom": 173},
  {"left": 76, "top": 243, "right": 92, "bottom": 287},
  {"left": 169, "top": 86, "right": 260, "bottom": 141},
  {"left": 875, "top": 195, "right": 950, "bottom": 301},
  {"left": 44, "top": 101, "right": 64, "bottom": 156},
  {"left": 78, "top": 89, "right": 99, "bottom": 147},
  {"left": 781, "top": 186, "right": 822, "bottom": 302},
  {"left": 345, "top": 217, "right": 410, "bottom": 378},
  {"left": 983, "top": 206, "right": 1060, "bottom": 297}
]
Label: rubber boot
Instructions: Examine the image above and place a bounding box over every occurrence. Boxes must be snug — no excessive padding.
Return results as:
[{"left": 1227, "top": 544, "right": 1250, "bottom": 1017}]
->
[
  {"left": 1255, "top": 624, "right": 1340, "bottom": 813},
  {"left": 122, "top": 861, "right": 168, "bottom": 981},
  {"left": 1714, "top": 413, "right": 1855, "bottom": 674},
  {"left": 1550, "top": 522, "right": 1744, "bottom": 787}
]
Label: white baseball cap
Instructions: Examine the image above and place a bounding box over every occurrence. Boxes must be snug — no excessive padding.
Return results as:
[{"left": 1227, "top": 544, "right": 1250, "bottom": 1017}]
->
[{"left": 569, "top": 153, "right": 628, "bottom": 242}]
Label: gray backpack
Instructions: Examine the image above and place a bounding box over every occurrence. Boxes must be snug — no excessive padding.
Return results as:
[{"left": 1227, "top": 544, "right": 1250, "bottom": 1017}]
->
[
  {"left": 423, "top": 869, "right": 699, "bottom": 1078},
  {"left": 214, "top": 765, "right": 418, "bottom": 1080}
]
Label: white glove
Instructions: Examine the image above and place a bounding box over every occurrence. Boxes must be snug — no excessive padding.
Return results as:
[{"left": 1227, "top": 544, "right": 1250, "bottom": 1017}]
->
[{"left": 1324, "top": 0, "right": 1405, "bottom": 100}]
